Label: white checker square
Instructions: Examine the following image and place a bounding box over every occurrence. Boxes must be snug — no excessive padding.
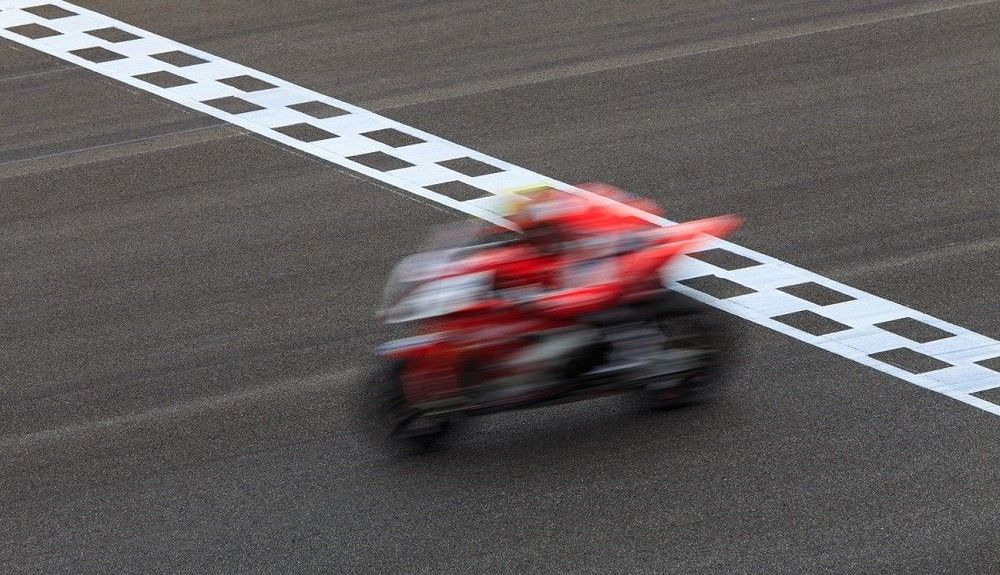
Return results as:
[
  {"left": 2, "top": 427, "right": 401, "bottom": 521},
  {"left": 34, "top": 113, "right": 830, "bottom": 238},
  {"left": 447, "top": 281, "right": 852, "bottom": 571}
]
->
[
  {"left": 831, "top": 326, "right": 912, "bottom": 354},
  {"left": 725, "top": 289, "right": 810, "bottom": 317},
  {"left": 0, "top": 8, "right": 38, "bottom": 27},
  {"left": 105, "top": 37, "right": 179, "bottom": 58},
  {"left": 464, "top": 169, "right": 542, "bottom": 193},
  {"left": 233, "top": 106, "right": 310, "bottom": 129},
  {"left": 390, "top": 141, "right": 467, "bottom": 164},
  {"left": 926, "top": 366, "right": 1000, "bottom": 394},
  {"left": 245, "top": 89, "right": 320, "bottom": 109},
  {"left": 462, "top": 195, "right": 507, "bottom": 215},
  {"left": 36, "top": 12, "right": 99, "bottom": 34},
  {"left": 170, "top": 80, "right": 239, "bottom": 103},
  {"left": 933, "top": 343, "right": 1000, "bottom": 364},
  {"left": 721, "top": 262, "right": 809, "bottom": 291},
  {"left": 316, "top": 113, "right": 389, "bottom": 135},
  {"left": 917, "top": 337, "right": 1000, "bottom": 361},
  {"left": 160, "top": 61, "right": 237, "bottom": 82},
  {"left": 33, "top": 30, "right": 95, "bottom": 51},
  {"left": 311, "top": 135, "right": 385, "bottom": 157},
  {"left": 390, "top": 164, "right": 462, "bottom": 187},
  {"left": 811, "top": 338, "right": 873, "bottom": 362},
  {"left": 818, "top": 297, "right": 908, "bottom": 328},
  {"left": 99, "top": 55, "right": 167, "bottom": 77}
]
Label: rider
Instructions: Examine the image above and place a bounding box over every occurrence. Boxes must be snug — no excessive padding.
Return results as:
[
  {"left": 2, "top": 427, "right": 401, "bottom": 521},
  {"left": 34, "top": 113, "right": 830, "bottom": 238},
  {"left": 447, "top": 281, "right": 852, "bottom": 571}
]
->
[
  {"left": 503, "top": 185, "right": 660, "bottom": 318},
  {"left": 470, "top": 185, "right": 658, "bottom": 401}
]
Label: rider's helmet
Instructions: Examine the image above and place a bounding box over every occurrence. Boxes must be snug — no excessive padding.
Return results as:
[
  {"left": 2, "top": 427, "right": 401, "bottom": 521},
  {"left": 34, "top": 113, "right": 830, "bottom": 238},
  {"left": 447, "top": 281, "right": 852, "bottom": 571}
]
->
[{"left": 505, "top": 186, "right": 587, "bottom": 254}]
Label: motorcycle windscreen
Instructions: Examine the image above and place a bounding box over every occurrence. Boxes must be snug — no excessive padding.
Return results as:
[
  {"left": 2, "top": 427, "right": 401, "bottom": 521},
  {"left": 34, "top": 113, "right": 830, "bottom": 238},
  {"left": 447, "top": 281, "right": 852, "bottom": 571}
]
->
[
  {"left": 382, "top": 271, "right": 495, "bottom": 324},
  {"left": 380, "top": 221, "right": 517, "bottom": 317}
]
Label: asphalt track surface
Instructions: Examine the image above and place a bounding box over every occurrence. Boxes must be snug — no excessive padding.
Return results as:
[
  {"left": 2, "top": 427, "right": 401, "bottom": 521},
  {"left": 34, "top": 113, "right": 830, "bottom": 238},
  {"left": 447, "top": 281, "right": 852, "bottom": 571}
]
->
[{"left": 2, "top": 1, "right": 999, "bottom": 574}]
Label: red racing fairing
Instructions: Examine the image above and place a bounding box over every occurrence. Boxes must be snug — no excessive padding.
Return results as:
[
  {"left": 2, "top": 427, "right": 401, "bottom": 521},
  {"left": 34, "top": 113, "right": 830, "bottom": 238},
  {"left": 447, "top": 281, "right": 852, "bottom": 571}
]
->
[{"left": 379, "top": 185, "right": 741, "bottom": 407}]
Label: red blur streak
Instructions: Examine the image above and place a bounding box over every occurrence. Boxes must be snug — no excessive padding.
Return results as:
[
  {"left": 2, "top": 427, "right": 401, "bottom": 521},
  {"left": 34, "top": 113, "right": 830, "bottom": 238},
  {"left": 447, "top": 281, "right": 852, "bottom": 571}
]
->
[{"left": 393, "top": 186, "right": 742, "bottom": 405}]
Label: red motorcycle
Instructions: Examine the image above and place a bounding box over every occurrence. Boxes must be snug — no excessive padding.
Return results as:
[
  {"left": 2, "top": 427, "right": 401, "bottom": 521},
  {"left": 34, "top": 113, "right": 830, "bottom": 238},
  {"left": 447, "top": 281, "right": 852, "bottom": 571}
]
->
[{"left": 371, "top": 198, "right": 742, "bottom": 451}]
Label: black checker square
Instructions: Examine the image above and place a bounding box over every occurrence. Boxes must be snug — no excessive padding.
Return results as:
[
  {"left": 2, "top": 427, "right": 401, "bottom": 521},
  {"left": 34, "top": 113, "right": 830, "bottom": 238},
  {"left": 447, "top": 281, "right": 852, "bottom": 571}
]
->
[
  {"left": 874, "top": 317, "right": 954, "bottom": 344},
  {"left": 438, "top": 157, "right": 504, "bottom": 177},
  {"left": 287, "top": 100, "right": 348, "bottom": 119},
  {"left": 69, "top": 46, "right": 125, "bottom": 63},
  {"left": 151, "top": 50, "right": 208, "bottom": 67},
  {"left": 976, "top": 356, "right": 1000, "bottom": 373},
  {"left": 972, "top": 387, "right": 1000, "bottom": 406},
  {"left": 362, "top": 128, "right": 424, "bottom": 148},
  {"left": 778, "top": 282, "right": 856, "bottom": 307},
  {"left": 687, "top": 248, "right": 762, "bottom": 271},
  {"left": 347, "top": 151, "right": 413, "bottom": 172},
  {"left": 85, "top": 26, "right": 141, "bottom": 43},
  {"left": 133, "top": 70, "right": 193, "bottom": 88},
  {"left": 6, "top": 22, "right": 60, "bottom": 39},
  {"left": 23, "top": 4, "right": 76, "bottom": 19},
  {"left": 771, "top": 310, "right": 851, "bottom": 336},
  {"left": 678, "top": 275, "right": 756, "bottom": 299},
  {"left": 869, "top": 348, "right": 951, "bottom": 374},
  {"left": 201, "top": 96, "right": 263, "bottom": 115},
  {"left": 218, "top": 74, "right": 276, "bottom": 92},
  {"left": 426, "top": 181, "right": 492, "bottom": 201},
  {"left": 273, "top": 123, "right": 336, "bottom": 142}
]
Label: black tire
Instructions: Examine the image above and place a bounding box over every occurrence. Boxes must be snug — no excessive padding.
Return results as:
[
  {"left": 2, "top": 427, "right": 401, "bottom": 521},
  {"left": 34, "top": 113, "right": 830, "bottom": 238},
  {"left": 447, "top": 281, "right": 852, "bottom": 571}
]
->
[
  {"left": 370, "top": 358, "right": 454, "bottom": 453},
  {"left": 641, "top": 296, "right": 732, "bottom": 410}
]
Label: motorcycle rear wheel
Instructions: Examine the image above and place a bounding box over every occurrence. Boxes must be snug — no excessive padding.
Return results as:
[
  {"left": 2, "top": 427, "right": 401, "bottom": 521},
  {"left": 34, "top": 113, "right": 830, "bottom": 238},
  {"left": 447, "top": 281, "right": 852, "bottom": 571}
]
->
[{"left": 641, "top": 298, "right": 731, "bottom": 409}]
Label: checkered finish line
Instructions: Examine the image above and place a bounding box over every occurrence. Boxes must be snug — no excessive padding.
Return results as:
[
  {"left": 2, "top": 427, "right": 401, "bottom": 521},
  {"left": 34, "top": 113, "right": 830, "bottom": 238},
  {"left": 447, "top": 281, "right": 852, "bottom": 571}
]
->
[{"left": 3, "top": 1, "right": 999, "bottom": 416}]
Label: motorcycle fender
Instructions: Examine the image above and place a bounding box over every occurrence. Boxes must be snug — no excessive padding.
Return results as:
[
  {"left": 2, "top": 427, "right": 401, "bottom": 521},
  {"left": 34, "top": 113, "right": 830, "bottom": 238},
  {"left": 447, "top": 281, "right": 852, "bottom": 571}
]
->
[{"left": 378, "top": 336, "right": 464, "bottom": 403}]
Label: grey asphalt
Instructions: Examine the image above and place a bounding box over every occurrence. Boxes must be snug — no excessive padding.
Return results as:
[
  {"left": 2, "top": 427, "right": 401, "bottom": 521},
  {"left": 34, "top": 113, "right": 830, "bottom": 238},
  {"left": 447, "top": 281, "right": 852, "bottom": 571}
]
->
[{"left": 2, "top": 1, "right": 999, "bottom": 574}]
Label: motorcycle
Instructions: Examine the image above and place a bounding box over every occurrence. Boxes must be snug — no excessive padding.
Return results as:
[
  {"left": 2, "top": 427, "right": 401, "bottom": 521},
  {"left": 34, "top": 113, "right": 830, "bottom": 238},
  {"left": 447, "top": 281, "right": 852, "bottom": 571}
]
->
[{"left": 370, "top": 208, "right": 742, "bottom": 452}]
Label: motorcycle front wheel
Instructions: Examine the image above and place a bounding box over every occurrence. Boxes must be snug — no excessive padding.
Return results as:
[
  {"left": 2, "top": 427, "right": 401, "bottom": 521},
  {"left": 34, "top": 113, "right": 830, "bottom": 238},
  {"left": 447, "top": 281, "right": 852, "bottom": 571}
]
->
[{"left": 370, "top": 358, "right": 454, "bottom": 453}]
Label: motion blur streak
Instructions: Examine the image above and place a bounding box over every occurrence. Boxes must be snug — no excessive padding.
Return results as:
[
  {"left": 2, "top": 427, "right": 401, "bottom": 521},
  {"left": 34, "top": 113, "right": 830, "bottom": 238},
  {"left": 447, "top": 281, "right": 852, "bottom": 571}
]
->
[{"left": 375, "top": 187, "right": 739, "bottom": 450}]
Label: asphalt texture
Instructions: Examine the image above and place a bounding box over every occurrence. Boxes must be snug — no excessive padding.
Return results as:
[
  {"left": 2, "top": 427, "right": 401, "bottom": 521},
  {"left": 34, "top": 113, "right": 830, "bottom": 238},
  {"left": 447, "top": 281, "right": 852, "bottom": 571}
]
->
[{"left": 2, "top": 1, "right": 999, "bottom": 574}]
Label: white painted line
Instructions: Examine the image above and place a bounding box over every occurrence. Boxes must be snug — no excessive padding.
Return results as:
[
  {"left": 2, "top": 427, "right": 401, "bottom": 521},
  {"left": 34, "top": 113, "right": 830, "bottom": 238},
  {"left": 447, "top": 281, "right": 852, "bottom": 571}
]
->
[{"left": 2, "top": 0, "right": 998, "bottom": 416}]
